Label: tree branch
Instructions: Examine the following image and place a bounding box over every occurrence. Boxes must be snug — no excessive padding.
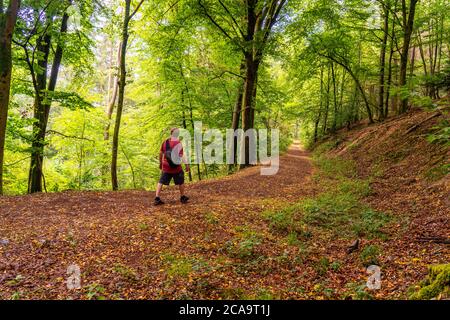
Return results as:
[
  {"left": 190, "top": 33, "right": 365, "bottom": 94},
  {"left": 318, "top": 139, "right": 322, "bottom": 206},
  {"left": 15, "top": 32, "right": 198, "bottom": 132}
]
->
[
  {"left": 197, "top": 0, "right": 244, "bottom": 52},
  {"left": 46, "top": 130, "right": 95, "bottom": 143},
  {"left": 218, "top": 0, "right": 245, "bottom": 38},
  {"left": 129, "top": 0, "right": 145, "bottom": 21}
]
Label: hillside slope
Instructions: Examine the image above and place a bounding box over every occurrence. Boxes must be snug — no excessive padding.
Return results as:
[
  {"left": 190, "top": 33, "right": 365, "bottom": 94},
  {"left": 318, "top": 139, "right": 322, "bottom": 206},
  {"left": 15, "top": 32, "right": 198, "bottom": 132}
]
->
[
  {"left": 326, "top": 107, "right": 449, "bottom": 240},
  {"left": 318, "top": 107, "right": 449, "bottom": 298}
]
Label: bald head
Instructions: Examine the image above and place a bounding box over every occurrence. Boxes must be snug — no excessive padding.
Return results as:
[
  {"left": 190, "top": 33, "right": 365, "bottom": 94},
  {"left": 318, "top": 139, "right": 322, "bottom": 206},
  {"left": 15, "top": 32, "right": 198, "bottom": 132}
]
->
[{"left": 171, "top": 127, "right": 179, "bottom": 138}]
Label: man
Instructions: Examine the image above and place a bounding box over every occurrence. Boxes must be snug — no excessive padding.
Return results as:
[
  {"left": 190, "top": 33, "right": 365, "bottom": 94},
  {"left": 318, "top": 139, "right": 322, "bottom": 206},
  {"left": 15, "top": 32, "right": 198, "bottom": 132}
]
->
[{"left": 154, "top": 128, "right": 190, "bottom": 205}]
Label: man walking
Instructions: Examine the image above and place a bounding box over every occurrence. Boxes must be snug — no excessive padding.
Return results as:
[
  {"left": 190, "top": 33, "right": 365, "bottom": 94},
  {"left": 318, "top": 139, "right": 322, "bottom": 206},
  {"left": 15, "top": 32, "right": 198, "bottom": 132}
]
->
[{"left": 154, "top": 128, "right": 190, "bottom": 205}]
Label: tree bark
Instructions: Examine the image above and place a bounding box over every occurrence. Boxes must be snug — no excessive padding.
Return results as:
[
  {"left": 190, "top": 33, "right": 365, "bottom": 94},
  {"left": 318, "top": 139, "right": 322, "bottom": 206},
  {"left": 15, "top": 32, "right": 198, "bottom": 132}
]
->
[
  {"left": 179, "top": 64, "right": 201, "bottom": 180},
  {"left": 240, "top": 0, "right": 258, "bottom": 167},
  {"left": 0, "top": 0, "right": 20, "bottom": 195}
]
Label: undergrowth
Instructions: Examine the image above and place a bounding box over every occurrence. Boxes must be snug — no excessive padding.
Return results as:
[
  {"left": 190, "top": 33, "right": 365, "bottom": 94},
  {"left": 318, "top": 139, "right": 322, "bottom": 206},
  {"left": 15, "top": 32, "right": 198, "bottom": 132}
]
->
[{"left": 263, "top": 151, "right": 392, "bottom": 241}]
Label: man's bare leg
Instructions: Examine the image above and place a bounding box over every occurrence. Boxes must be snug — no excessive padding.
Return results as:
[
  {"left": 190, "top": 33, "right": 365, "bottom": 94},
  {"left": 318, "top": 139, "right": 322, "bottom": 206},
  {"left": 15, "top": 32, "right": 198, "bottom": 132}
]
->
[
  {"left": 178, "top": 184, "right": 185, "bottom": 197},
  {"left": 156, "top": 183, "right": 163, "bottom": 198},
  {"left": 154, "top": 183, "right": 165, "bottom": 205}
]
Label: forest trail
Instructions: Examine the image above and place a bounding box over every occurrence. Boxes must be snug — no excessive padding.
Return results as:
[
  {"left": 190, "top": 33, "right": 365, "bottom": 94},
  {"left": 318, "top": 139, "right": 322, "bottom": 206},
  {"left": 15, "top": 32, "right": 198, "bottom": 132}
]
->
[
  {"left": 0, "top": 118, "right": 448, "bottom": 300},
  {"left": 0, "top": 142, "right": 321, "bottom": 299}
]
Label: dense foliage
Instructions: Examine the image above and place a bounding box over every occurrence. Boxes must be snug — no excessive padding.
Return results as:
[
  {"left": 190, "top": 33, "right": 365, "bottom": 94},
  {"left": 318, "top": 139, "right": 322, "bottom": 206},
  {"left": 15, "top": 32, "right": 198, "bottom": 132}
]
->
[{"left": 0, "top": 0, "right": 449, "bottom": 194}]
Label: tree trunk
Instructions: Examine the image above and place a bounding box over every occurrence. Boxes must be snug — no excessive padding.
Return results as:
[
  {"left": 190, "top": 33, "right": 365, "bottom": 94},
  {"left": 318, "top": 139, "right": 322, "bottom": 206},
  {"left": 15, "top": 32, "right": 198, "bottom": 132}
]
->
[
  {"left": 189, "top": 105, "right": 201, "bottom": 181},
  {"left": 385, "top": 43, "right": 394, "bottom": 118},
  {"left": 331, "top": 62, "right": 338, "bottom": 132},
  {"left": 378, "top": 3, "right": 389, "bottom": 120},
  {"left": 240, "top": 0, "right": 258, "bottom": 168},
  {"left": 104, "top": 41, "right": 121, "bottom": 141},
  {"left": 399, "top": 0, "right": 418, "bottom": 114},
  {"left": 338, "top": 69, "right": 345, "bottom": 127},
  {"left": 111, "top": 0, "right": 131, "bottom": 191},
  {"left": 28, "top": 11, "right": 69, "bottom": 194},
  {"left": 0, "top": 0, "right": 20, "bottom": 195},
  {"left": 314, "top": 66, "right": 324, "bottom": 142},
  {"left": 240, "top": 54, "right": 259, "bottom": 167},
  {"left": 385, "top": 0, "right": 398, "bottom": 118},
  {"left": 181, "top": 109, "right": 192, "bottom": 182},
  {"left": 229, "top": 61, "right": 245, "bottom": 171},
  {"left": 322, "top": 63, "right": 331, "bottom": 134},
  {"left": 28, "top": 19, "right": 52, "bottom": 193}
]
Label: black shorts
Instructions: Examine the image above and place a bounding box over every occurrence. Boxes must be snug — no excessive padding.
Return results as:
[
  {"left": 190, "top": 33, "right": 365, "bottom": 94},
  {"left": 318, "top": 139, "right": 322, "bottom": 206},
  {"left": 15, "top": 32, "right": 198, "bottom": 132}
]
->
[{"left": 159, "top": 171, "right": 185, "bottom": 186}]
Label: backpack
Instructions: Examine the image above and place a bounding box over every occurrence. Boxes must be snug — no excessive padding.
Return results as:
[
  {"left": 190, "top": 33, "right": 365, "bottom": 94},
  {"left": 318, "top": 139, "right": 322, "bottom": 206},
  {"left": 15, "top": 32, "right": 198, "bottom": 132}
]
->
[{"left": 164, "top": 139, "right": 179, "bottom": 168}]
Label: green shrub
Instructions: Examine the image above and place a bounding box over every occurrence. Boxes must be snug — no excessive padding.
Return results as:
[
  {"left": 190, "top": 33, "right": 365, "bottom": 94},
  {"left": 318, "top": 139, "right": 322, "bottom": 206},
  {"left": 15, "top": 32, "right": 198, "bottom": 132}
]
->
[
  {"left": 313, "top": 155, "right": 357, "bottom": 178},
  {"left": 225, "top": 228, "right": 263, "bottom": 259},
  {"left": 160, "top": 253, "right": 194, "bottom": 278},
  {"left": 352, "top": 209, "right": 391, "bottom": 239},
  {"left": 344, "top": 282, "right": 374, "bottom": 300},
  {"left": 330, "top": 261, "right": 341, "bottom": 272},
  {"left": 86, "top": 283, "right": 107, "bottom": 300},
  {"left": 205, "top": 212, "right": 220, "bottom": 225},
  {"left": 359, "top": 245, "right": 380, "bottom": 267},
  {"left": 286, "top": 231, "right": 301, "bottom": 246},
  {"left": 113, "top": 264, "right": 138, "bottom": 282},
  {"left": 314, "top": 257, "right": 330, "bottom": 276}
]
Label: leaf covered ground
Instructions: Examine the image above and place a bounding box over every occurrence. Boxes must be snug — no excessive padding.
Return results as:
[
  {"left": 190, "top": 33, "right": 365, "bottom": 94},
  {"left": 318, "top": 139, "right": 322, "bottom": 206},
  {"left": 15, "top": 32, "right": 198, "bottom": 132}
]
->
[{"left": 0, "top": 110, "right": 449, "bottom": 300}]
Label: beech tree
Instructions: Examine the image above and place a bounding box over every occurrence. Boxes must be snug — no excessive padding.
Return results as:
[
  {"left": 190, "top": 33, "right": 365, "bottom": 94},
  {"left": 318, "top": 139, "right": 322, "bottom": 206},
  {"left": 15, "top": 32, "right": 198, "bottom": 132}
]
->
[
  {"left": 197, "top": 0, "right": 287, "bottom": 165},
  {"left": 111, "top": 0, "right": 144, "bottom": 191}
]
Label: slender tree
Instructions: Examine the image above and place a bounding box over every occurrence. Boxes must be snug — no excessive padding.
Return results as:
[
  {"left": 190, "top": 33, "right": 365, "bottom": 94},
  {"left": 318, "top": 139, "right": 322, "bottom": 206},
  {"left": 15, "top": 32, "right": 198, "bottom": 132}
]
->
[
  {"left": 378, "top": 0, "right": 390, "bottom": 120},
  {"left": 398, "top": 0, "right": 419, "bottom": 114},
  {"left": 0, "top": 0, "right": 20, "bottom": 195},
  {"left": 111, "top": 0, "right": 144, "bottom": 191}
]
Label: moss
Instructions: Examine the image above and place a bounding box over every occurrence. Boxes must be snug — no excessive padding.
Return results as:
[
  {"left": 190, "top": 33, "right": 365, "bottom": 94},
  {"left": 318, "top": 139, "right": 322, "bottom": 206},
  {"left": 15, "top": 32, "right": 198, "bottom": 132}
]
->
[{"left": 409, "top": 264, "right": 450, "bottom": 300}]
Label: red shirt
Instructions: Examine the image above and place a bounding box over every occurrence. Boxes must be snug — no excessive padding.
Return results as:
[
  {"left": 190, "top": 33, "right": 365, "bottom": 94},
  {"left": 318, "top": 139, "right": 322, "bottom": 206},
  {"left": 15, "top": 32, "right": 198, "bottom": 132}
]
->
[{"left": 160, "top": 139, "right": 184, "bottom": 174}]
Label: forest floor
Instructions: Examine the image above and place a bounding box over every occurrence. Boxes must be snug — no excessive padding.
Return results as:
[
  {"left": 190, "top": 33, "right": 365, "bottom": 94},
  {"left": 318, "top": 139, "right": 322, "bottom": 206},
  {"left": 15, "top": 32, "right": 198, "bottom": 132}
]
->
[{"left": 0, "top": 108, "right": 448, "bottom": 300}]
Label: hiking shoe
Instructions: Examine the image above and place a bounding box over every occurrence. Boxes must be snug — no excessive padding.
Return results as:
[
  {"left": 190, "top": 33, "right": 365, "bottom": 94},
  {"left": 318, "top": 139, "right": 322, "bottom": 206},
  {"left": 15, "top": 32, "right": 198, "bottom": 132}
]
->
[
  {"left": 180, "top": 195, "right": 189, "bottom": 204},
  {"left": 154, "top": 197, "right": 164, "bottom": 206}
]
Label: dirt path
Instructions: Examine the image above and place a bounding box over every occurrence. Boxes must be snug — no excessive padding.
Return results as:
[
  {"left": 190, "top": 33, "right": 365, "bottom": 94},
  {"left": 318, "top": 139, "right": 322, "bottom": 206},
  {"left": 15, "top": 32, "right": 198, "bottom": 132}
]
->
[
  {"left": 2, "top": 138, "right": 446, "bottom": 300},
  {"left": 0, "top": 142, "right": 320, "bottom": 299}
]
